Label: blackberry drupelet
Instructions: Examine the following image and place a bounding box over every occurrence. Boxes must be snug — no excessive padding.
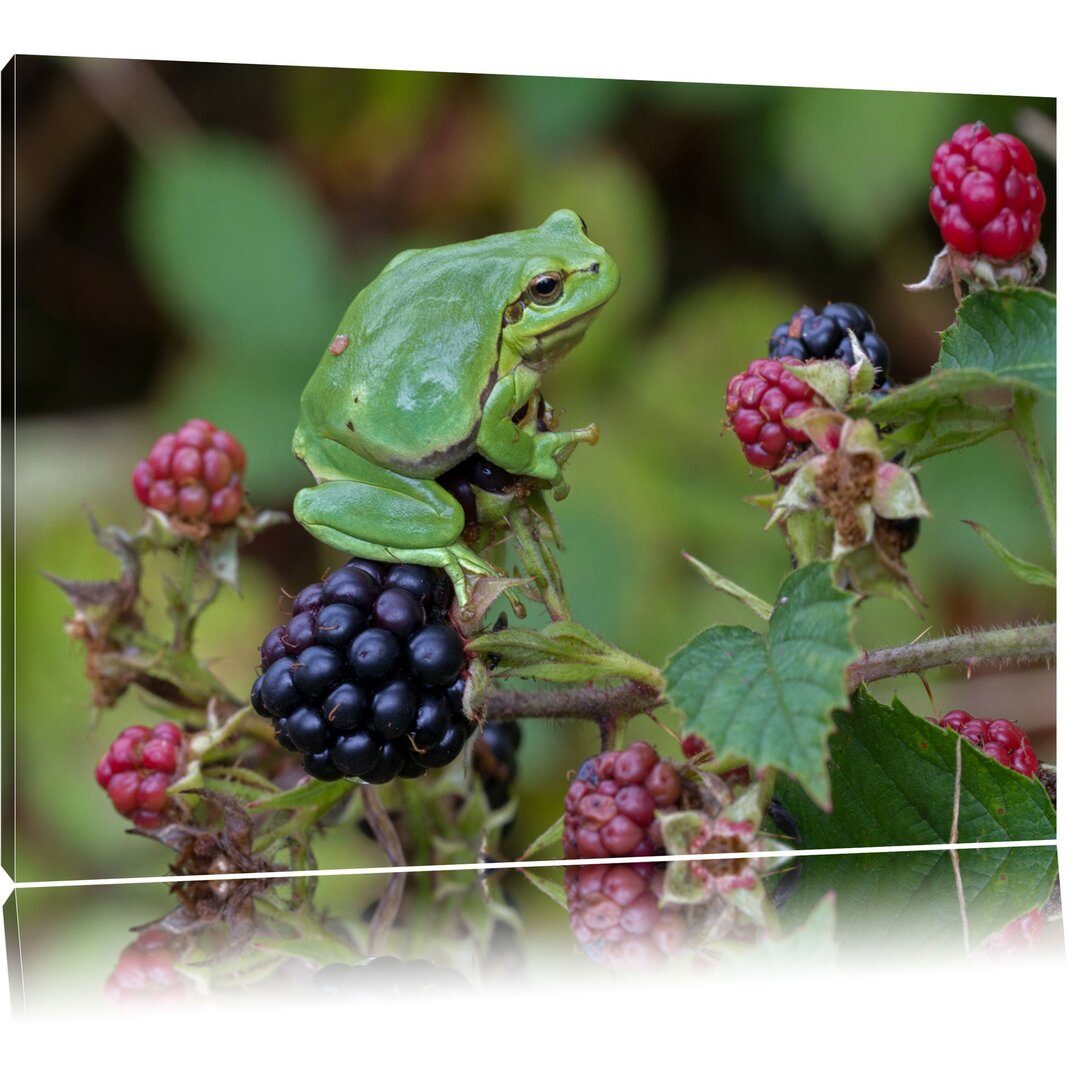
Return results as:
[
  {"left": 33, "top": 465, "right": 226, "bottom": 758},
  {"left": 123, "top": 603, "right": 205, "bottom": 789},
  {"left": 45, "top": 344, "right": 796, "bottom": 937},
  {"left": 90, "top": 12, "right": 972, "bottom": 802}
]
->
[{"left": 768, "top": 301, "right": 891, "bottom": 387}]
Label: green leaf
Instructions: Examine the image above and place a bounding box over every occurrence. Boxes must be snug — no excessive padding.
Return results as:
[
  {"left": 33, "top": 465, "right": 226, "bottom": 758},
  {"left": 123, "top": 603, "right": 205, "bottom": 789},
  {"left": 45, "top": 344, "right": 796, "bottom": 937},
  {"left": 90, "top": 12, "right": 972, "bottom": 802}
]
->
[
  {"left": 664, "top": 563, "right": 858, "bottom": 807},
  {"left": 866, "top": 290, "right": 1054, "bottom": 434},
  {"left": 866, "top": 368, "right": 1014, "bottom": 426},
  {"left": 774, "top": 691, "right": 1057, "bottom": 847},
  {"left": 936, "top": 288, "right": 1055, "bottom": 395},
  {"left": 962, "top": 520, "right": 1055, "bottom": 588},
  {"left": 249, "top": 778, "right": 354, "bottom": 812},
  {"left": 130, "top": 136, "right": 342, "bottom": 353},
  {"left": 470, "top": 621, "right": 660, "bottom": 687}
]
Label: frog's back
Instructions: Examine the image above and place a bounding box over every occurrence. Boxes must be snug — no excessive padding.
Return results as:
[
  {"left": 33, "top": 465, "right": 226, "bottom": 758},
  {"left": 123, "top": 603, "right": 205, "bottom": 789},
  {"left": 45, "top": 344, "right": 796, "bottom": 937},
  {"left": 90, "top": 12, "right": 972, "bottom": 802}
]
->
[{"left": 300, "top": 237, "right": 521, "bottom": 478}]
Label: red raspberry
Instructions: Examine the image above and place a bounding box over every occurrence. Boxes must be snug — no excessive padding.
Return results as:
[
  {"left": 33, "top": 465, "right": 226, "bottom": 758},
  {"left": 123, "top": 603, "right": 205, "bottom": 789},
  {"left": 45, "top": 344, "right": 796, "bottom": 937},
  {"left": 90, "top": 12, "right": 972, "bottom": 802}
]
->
[
  {"left": 929, "top": 122, "right": 1045, "bottom": 262},
  {"left": 132, "top": 418, "right": 247, "bottom": 526},
  {"left": 95, "top": 722, "right": 187, "bottom": 828},
  {"left": 725, "top": 358, "right": 820, "bottom": 472},
  {"left": 565, "top": 862, "right": 687, "bottom": 969},
  {"left": 933, "top": 710, "right": 1039, "bottom": 778},
  {"left": 563, "top": 741, "right": 682, "bottom": 860}
]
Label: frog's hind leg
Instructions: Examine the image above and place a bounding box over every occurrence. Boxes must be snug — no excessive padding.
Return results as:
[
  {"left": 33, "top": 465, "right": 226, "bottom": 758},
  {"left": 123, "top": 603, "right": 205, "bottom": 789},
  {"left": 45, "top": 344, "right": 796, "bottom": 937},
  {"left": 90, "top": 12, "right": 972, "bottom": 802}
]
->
[{"left": 293, "top": 473, "right": 498, "bottom": 605}]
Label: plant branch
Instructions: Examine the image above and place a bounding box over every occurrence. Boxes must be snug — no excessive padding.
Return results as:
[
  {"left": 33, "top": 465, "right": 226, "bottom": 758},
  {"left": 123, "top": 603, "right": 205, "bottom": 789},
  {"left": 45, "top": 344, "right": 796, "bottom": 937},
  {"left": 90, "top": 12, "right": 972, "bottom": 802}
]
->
[
  {"left": 484, "top": 680, "right": 663, "bottom": 723},
  {"left": 846, "top": 623, "right": 1055, "bottom": 691}
]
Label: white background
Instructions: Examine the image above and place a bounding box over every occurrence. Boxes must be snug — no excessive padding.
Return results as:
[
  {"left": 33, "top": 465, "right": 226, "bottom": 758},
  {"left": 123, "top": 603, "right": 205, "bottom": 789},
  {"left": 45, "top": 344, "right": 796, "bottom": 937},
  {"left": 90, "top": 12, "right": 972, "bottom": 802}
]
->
[{"left": 2, "top": 1, "right": 1074, "bottom": 1072}]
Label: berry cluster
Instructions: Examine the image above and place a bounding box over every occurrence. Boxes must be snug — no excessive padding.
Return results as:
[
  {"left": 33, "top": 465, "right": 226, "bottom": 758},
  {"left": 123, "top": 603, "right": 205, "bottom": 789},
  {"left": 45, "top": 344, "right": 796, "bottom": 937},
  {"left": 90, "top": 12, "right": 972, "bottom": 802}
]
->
[
  {"left": 769, "top": 301, "right": 891, "bottom": 388},
  {"left": 725, "top": 357, "right": 820, "bottom": 472},
  {"left": 929, "top": 122, "right": 1045, "bottom": 262},
  {"left": 933, "top": 710, "right": 1039, "bottom": 778},
  {"left": 132, "top": 418, "right": 247, "bottom": 526},
  {"left": 314, "top": 955, "right": 471, "bottom": 996},
  {"left": 251, "top": 559, "right": 475, "bottom": 784},
  {"left": 565, "top": 863, "right": 686, "bottom": 969},
  {"left": 95, "top": 722, "right": 186, "bottom": 829},
  {"left": 563, "top": 741, "right": 682, "bottom": 859}
]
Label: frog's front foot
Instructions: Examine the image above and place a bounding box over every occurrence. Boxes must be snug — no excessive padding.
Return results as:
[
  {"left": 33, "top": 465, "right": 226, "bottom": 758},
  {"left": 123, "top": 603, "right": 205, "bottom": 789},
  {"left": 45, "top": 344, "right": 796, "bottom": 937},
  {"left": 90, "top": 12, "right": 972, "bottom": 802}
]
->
[{"left": 576, "top": 422, "right": 600, "bottom": 447}]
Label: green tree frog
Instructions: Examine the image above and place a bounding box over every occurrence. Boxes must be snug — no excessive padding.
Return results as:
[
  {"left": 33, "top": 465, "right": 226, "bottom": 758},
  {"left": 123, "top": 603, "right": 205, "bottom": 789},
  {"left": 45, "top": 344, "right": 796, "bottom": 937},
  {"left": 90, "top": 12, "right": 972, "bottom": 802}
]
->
[{"left": 292, "top": 209, "right": 620, "bottom": 604}]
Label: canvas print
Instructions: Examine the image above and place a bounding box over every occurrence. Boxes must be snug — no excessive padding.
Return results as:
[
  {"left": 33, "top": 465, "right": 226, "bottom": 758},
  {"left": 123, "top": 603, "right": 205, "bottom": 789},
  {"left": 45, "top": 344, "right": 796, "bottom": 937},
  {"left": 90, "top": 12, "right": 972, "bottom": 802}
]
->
[{"left": 3, "top": 56, "right": 1059, "bottom": 1004}]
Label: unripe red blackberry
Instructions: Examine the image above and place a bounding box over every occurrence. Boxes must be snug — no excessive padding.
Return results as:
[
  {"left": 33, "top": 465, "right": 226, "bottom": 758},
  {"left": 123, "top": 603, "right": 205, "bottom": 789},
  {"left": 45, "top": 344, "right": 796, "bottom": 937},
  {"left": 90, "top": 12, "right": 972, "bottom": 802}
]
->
[
  {"left": 929, "top": 122, "right": 1046, "bottom": 262},
  {"left": 563, "top": 741, "right": 682, "bottom": 860},
  {"left": 95, "top": 722, "right": 186, "bottom": 829},
  {"left": 251, "top": 559, "right": 476, "bottom": 784},
  {"left": 933, "top": 710, "right": 1040, "bottom": 778},
  {"left": 768, "top": 301, "right": 891, "bottom": 387},
  {"left": 565, "top": 863, "right": 687, "bottom": 969},
  {"left": 132, "top": 418, "right": 247, "bottom": 526},
  {"left": 726, "top": 358, "right": 821, "bottom": 472}
]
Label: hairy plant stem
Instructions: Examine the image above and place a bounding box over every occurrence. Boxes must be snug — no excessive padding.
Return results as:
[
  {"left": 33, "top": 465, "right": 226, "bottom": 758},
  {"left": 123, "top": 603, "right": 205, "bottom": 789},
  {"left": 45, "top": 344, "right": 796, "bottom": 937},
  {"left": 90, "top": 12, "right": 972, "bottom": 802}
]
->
[
  {"left": 1012, "top": 391, "right": 1056, "bottom": 549},
  {"left": 846, "top": 623, "right": 1055, "bottom": 691},
  {"left": 481, "top": 624, "right": 1056, "bottom": 726},
  {"left": 484, "top": 680, "right": 664, "bottom": 724}
]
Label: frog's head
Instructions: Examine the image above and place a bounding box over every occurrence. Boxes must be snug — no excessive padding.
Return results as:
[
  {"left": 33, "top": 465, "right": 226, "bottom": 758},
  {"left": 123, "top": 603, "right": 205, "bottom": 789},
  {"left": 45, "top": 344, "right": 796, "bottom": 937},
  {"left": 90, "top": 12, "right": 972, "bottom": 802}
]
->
[{"left": 497, "top": 209, "right": 620, "bottom": 374}]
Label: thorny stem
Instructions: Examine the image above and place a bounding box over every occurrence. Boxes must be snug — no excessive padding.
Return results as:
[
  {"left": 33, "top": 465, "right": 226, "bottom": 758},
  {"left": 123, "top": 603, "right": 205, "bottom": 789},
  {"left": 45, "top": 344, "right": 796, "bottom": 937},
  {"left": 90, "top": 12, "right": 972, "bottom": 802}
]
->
[
  {"left": 846, "top": 623, "right": 1055, "bottom": 691},
  {"left": 1012, "top": 391, "right": 1056, "bottom": 549},
  {"left": 485, "top": 680, "right": 664, "bottom": 724},
  {"left": 173, "top": 542, "right": 200, "bottom": 650},
  {"left": 479, "top": 624, "right": 1056, "bottom": 726}
]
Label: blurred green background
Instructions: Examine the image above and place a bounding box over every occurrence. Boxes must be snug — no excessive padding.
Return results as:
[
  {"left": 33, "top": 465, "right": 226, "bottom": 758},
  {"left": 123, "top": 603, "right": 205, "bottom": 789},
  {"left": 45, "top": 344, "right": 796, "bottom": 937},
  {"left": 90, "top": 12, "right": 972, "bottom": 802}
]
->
[{"left": 10, "top": 58, "right": 1056, "bottom": 882}]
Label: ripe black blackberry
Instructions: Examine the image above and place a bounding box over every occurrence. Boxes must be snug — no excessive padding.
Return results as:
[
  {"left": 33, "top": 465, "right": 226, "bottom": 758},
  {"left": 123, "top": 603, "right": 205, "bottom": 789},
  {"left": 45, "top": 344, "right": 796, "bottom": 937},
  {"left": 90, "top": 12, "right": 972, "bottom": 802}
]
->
[
  {"left": 251, "top": 559, "right": 476, "bottom": 784},
  {"left": 472, "top": 719, "right": 521, "bottom": 811},
  {"left": 769, "top": 302, "right": 891, "bottom": 388}
]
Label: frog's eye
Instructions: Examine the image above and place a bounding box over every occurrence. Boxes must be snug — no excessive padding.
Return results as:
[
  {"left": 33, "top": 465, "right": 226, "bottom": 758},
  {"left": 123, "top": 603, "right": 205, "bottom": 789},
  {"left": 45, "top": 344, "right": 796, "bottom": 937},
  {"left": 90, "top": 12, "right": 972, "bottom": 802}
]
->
[{"left": 527, "top": 272, "right": 564, "bottom": 305}]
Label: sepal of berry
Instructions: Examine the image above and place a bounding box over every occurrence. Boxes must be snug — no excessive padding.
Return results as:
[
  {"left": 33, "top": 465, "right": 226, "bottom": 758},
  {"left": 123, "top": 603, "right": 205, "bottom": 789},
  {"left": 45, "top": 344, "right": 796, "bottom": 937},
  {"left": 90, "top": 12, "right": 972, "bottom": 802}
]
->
[
  {"left": 768, "top": 418, "right": 929, "bottom": 559},
  {"left": 656, "top": 782, "right": 787, "bottom": 919},
  {"left": 906, "top": 242, "right": 1048, "bottom": 293},
  {"left": 783, "top": 359, "right": 853, "bottom": 412}
]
